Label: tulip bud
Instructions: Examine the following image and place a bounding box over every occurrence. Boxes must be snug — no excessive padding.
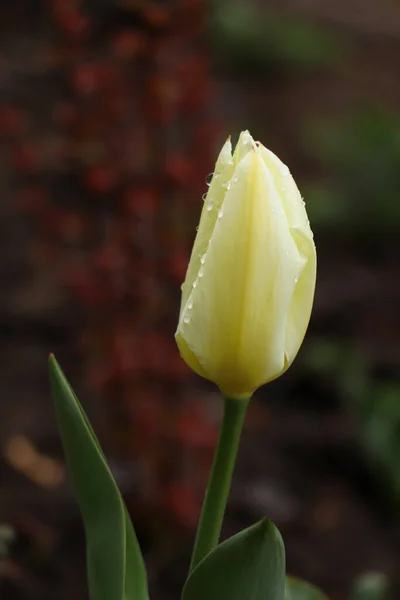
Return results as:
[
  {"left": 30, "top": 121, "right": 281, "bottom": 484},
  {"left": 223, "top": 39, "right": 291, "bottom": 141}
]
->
[{"left": 175, "top": 131, "right": 316, "bottom": 398}]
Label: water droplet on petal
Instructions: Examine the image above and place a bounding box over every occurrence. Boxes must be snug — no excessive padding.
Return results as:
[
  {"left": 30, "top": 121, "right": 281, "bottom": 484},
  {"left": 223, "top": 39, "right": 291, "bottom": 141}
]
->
[
  {"left": 218, "top": 209, "right": 223, "bottom": 218},
  {"left": 233, "top": 176, "right": 238, "bottom": 183},
  {"left": 202, "top": 193, "right": 207, "bottom": 202},
  {"left": 207, "top": 203, "right": 213, "bottom": 212},
  {"left": 294, "top": 276, "right": 299, "bottom": 284},
  {"left": 198, "top": 267, "right": 204, "bottom": 278},
  {"left": 206, "top": 173, "right": 213, "bottom": 186},
  {"left": 193, "top": 280, "right": 197, "bottom": 288},
  {"left": 200, "top": 254, "right": 206, "bottom": 264},
  {"left": 183, "top": 316, "right": 190, "bottom": 324},
  {"left": 195, "top": 225, "right": 199, "bottom": 231},
  {"left": 188, "top": 299, "right": 193, "bottom": 309}
]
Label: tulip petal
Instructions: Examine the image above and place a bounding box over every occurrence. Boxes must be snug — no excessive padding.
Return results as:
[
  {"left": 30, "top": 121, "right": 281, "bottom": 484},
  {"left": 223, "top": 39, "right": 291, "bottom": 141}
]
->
[
  {"left": 180, "top": 138, "right": 235, "bottom": 314},
  {"left": 232, "top": 130, "right": 255, "bottom": 166},
  {"left": 178, "top": 148, "right": 303, "bottom": 397},
  {"left": 258, "top": 145, "right": 317, "bottom": 367},
  {"left": 284, "top": 227, "right": 316, "bottom": 364},
  {"left": 175, "top": 332, "right": 209, "bottom": 380},
  {"left": 258, "top": 145, "right": 313, "bottom": 237},
  {"left": 176, "top": 131, "right": 316, "bottom": 396}
]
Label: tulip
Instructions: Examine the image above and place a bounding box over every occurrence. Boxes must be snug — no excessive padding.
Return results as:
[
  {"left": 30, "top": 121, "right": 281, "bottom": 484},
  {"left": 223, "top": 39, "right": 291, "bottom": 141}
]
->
[{"left": 175, "top": 130, "right": 316, "bottom": 399}]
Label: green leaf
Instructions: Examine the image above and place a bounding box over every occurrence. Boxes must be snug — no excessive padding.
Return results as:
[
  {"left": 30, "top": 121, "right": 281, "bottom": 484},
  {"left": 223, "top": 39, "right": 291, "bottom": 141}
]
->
[
  {"left": 285, "top": 576, "right": 328, "bottom": 600},
  {"left": 182, "top": 518, "right": 285, "bottom": 600},
  {"left": 49, "top": 355, "right": 148, "bottom": 600}
]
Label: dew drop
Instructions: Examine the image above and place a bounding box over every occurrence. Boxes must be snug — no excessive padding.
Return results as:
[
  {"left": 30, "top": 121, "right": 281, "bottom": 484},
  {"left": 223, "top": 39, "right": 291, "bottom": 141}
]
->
[
  {"left": 198, "top": 267, "right": 204, "bottom": 278},
  {"left": 233, "top": 176, "right": 238, "bottom": 183},
  {"left": 188, "top": 299, "right": 193, "bottom": 309},
  {"left": 183, "top": 316, "right": 190, "bottom": 324},
  {"left": 218, "top": 209, "right": 223, "bottom": 218},
  {"left": 193, "top": 280, "right": 197, "bottom": 288},
  {"left": 195, "top": 225, "right": 199, "bottom": 231},
  {"left": 280, "top": 165, "right": 289, "bottom": 175},
  {"left": 206, "top": 173, "right": 213, "bottom": 186},
  {"left": 294, "top": 276, "right": 299, "bottom": 284},
  {"left": 200, "top": 254, "right": 206, "bottom": 264},
  {"left": 207, "top": 203, "right": 213, "bottom": 212},
  {"left": 202, "top": 193, "right": 207, "bottom": 202}
]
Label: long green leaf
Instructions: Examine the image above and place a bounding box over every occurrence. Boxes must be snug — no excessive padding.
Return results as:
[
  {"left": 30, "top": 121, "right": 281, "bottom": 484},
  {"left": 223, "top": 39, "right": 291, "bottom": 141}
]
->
[
  {"left": 49, "top": 355, "right": 148, "bottom": 600},
  {"left": 285, "top": 576, "right": 328, "bottom": 600},
  {"left": 182, "top": 518, "right": 285, "bottom": 600}
]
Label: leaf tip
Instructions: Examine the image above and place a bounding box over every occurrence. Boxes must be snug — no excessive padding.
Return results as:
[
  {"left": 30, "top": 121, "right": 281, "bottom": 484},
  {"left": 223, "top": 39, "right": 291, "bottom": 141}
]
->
[
  {"left": 258, "top": 517, "right": 275, "bottom": 534},
  {"left": 48, "top": 354, "right": 62, "bottom": 388},
  {"left": 257, "top": 518, "right": 285, "bottom": 554}
]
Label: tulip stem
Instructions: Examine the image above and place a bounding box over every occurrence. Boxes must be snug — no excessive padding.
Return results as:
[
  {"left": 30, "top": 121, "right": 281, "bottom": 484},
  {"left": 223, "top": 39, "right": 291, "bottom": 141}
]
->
[{"left": 189, "top": 395, "right": 249, "bottom": 573}]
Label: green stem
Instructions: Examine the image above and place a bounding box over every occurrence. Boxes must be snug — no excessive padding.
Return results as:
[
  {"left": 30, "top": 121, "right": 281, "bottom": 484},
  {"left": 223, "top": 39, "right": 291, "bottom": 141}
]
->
[{"left": 189, "top": 395, "right": 249, "bottom": 573}]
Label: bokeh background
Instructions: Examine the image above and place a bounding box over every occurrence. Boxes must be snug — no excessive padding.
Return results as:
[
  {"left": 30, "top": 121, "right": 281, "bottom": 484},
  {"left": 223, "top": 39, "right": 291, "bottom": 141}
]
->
[{"left": 1, "top": 1, "right": 400, "bottom": 599}]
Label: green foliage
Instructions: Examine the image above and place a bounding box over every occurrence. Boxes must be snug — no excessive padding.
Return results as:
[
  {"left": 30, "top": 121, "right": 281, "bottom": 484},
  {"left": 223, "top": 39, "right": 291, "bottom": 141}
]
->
[
  {"left": 210, "top": 1, "right": 342, "bottom": 73},
  {"left": 357, "top": 382, "right": 400, "bottom": 505},
  {"left": 303, "top": 340, "right": 400, "bottom": 511},
  {"left": 0, "top": 526, "right": 14, "bottom": 558},
  {"left": 285, "top": 576, "right": 328, "bottom": 600},
  {"left": 350, "top": 572, "right": 392, "bottom": 600},
  {"left": 49, "top": 356, "right": 149, "bottom": 600},
  {"left": 182, "top": 518, "right": 285, "bottom": 600},
  {"left": 49, "top": 357, "right": 332, "bottom": 600},
  {"left": 302, "top": 108, "right": 400, "bottom": 238}
]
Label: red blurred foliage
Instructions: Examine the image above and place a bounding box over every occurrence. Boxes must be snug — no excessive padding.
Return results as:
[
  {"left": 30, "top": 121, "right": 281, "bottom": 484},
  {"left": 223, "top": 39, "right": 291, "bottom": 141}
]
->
[
  {"left": 11, "top": 0, "right": 223, "bottom": 528},
  {"left": 0, "top": 106, "right": 26, "bottom": 135},
  {"left": 50, "top": 0, "right": 90, "bottom": 40},
  {"left": 166, "top": 482, "right": 200, "bottom": 529}
]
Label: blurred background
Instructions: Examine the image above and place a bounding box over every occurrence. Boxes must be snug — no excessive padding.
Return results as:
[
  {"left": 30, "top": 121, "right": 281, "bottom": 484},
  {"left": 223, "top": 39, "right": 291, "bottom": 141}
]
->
[{"left": 0, "top": 0, "right": 400, "bottom": 599}]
